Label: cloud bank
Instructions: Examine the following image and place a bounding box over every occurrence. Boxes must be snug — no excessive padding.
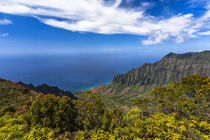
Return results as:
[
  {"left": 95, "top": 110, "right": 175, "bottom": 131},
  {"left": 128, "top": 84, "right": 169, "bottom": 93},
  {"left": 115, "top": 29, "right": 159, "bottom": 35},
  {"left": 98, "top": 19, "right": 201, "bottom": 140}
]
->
[{"left": 0, "top": 0, "right": 209, "bottom": 45}]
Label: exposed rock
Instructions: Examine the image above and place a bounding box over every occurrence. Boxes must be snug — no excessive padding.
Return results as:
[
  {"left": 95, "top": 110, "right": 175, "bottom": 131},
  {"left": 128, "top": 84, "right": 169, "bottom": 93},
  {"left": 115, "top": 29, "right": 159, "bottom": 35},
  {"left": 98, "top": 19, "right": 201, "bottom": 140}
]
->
[
  {"left": 121, "top": 87, "right": 130, "bottom": 95},
  {"left": 90, "top": 84, "right": 107, "bottom": 93}
]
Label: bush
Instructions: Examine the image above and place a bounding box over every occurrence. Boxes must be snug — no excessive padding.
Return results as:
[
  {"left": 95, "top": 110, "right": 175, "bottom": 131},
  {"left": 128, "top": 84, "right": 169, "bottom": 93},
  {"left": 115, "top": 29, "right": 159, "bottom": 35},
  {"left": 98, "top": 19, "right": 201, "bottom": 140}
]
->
[
  {"left": 25, "top": 94, "right": 77, "bottom": 132},
  {"left": 0, "top": 106, "right": 16, "bottom": 115},
  {"left": 0, "top": 114, "right": 27, "bottom": 139},
  {"left": 73, "top": 91, "right": 107, "bottom": 130}
]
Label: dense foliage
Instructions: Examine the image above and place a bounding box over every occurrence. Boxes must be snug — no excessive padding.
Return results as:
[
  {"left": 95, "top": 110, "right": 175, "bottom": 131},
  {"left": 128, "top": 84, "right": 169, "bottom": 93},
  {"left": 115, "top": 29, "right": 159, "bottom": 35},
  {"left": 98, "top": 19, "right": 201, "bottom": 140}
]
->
[
  {"left": 25, "top": 94, "right": 77, "bottom": 132},
  {"left": 134, "top": 74, "right": 210, "bottom": 121},
  {"left": 0, "top": 79, "right": 32, "bottom": 113},
  {"left": 0, "top": 74, "right": 209, "bottom": 139}
]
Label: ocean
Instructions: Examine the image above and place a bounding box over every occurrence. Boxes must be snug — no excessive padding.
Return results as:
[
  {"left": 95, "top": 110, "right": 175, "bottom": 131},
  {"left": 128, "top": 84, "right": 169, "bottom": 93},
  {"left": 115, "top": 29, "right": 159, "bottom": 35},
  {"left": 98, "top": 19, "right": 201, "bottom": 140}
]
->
[{"left": 0, "top": 53, "right": 160, "bottom": 92}]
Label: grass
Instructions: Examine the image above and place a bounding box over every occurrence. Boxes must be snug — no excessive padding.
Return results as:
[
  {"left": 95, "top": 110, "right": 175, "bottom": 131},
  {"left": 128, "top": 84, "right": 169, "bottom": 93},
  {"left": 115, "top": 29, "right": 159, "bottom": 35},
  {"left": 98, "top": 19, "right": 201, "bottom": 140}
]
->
[{"left": 94, "top": 85, "right": 157, "bottom": 110}]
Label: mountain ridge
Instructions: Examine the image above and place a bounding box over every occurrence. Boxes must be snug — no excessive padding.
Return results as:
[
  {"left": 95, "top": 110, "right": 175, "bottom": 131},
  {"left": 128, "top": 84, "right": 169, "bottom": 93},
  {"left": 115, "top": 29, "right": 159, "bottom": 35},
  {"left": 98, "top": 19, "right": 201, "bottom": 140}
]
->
[
  {"left": 17, "top": 81, "right": 76, "bottom": 99},
  {"left": 112, "top": 50, "right": 210, "bottom": 87},
  {"left": 91, "top": 50, "right": 210, "bottom": 109}
]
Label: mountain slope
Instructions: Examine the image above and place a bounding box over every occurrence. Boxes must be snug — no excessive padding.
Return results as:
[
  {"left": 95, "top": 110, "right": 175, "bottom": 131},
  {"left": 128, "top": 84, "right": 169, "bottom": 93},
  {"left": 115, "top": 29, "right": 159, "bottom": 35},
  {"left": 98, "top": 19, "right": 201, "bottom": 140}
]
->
[
  {"left": 18, "top": 82, "right": 76, "bottom": 99},
  {"left": 113, "top": 50, "right": 210, "bottom": 86},
  {"left": 0, "top": 79, "right": 76, "bottom": 113},
  {"left": 0, "top": 78, "right": 32, "bottom": 112},
  {"left": 92, "top": 51, "right": 210, "bottom": 109}
]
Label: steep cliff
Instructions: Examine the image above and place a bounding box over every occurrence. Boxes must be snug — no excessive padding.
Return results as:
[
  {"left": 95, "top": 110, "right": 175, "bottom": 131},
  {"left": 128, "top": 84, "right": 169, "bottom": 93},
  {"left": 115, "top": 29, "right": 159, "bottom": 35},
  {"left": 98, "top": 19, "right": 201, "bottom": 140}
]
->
[
  {"left": 92, "top": 51, "right": 210, "bottom": 109},
  {"left": 113, "top": 51, "right": 210, "bottom": 86}
]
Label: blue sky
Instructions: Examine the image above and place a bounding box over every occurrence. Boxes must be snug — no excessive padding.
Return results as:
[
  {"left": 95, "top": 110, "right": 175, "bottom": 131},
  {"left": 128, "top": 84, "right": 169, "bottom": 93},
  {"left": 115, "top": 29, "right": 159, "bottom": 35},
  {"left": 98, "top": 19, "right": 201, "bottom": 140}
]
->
[{"left": 0, "top": 0, "right": 210, "bottom": 55}]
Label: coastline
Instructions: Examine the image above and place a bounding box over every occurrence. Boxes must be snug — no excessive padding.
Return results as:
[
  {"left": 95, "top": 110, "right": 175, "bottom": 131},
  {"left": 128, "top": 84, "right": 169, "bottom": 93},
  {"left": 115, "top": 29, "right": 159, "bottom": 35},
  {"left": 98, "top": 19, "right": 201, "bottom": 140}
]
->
[{"left": 73, "top": 81, "right": 112, "bottom": 93}]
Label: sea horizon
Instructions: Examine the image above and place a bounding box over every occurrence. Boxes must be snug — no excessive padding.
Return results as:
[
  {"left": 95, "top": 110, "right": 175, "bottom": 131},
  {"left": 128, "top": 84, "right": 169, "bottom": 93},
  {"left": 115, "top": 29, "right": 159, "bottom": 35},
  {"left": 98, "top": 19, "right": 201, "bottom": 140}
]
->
[{"left": 0, "top": 52, "right": 162, "bottom": 92}]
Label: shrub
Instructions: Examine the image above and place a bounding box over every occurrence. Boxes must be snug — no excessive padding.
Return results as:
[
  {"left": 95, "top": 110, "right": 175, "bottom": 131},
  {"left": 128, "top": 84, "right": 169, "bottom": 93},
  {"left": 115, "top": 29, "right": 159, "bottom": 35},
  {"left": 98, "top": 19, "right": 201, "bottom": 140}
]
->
[{"left": 25, "top": 94, "right": 77, "bottom": 132}]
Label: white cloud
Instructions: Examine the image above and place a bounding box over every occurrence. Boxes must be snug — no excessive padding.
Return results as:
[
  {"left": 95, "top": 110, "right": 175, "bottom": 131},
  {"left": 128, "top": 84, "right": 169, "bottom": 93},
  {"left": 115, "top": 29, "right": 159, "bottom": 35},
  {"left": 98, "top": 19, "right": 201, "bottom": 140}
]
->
[
  {"left": 197, "top": 31, "right": 210, "bottom": 35},
  {"left": 0, "top": 0, "right": 209, "bottom": 45},
  {"left": 0, "top": 19, "right": 12, "bottom": 25},
  {"left": 0, "top": 19, "right": 11, "bottom": 37},
  {"left": 1, "top": 33, "right": 9, "bottom": 37},
  {"left": 142, "top": 14, "right": 196, "bottom": 45}
]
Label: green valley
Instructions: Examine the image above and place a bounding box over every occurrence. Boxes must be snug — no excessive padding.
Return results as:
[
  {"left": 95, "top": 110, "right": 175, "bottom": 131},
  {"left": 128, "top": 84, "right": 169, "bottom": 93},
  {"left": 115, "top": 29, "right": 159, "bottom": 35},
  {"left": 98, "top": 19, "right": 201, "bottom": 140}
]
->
[{"left": 91, "top": 51, "right": 210, "bottom": 109}]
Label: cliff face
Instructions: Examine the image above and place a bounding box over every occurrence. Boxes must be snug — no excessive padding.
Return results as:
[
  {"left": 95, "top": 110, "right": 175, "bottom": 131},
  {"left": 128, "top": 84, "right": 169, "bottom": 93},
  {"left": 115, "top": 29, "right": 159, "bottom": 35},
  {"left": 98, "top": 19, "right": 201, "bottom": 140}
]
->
[
  {"left": 112, "top": 51, "right": 210, "bottom": 86},
  {"left": 91, "top": 51, "right": 210, "bottom": 109}
]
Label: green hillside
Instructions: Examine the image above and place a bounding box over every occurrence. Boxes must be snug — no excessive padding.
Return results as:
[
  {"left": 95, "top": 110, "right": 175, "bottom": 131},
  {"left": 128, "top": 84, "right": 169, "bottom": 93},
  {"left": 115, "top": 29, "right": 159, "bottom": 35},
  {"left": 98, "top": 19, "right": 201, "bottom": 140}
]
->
[
  {"left": 92, "top": 51, "right": 210, "bottom": 109},
  {"left": 0, "top": 74, "right": 209, "bottom": 139},
  {"left": 0, "top": 79, "right": 33, "bottom": 114}
]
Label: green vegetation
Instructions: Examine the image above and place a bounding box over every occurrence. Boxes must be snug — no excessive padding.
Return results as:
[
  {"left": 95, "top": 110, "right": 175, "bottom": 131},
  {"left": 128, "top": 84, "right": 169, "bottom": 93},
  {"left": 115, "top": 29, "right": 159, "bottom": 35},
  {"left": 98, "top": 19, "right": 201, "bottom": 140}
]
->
[
  {"left": 93, "top": 51, "right": 210, "bottom": 109},
  {"left": 0, "top": 78, "right": 34, "bottom": 117},
  {"left": 25, "top": 94, "right": 77, "bottom": 132},
  {"left": 94, "top": 85, "right": 155, "bottom": 110},
  {"left": 0, "top": 74, "right": 209, "bottom": 139}
]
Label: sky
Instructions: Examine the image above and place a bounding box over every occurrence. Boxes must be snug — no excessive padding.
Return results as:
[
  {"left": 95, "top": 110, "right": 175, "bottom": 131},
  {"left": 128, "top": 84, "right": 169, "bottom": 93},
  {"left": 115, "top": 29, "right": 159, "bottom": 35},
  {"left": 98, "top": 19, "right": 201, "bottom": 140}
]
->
[{"left": 0, "top": 0, "right": 210, "bottom": 55}]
